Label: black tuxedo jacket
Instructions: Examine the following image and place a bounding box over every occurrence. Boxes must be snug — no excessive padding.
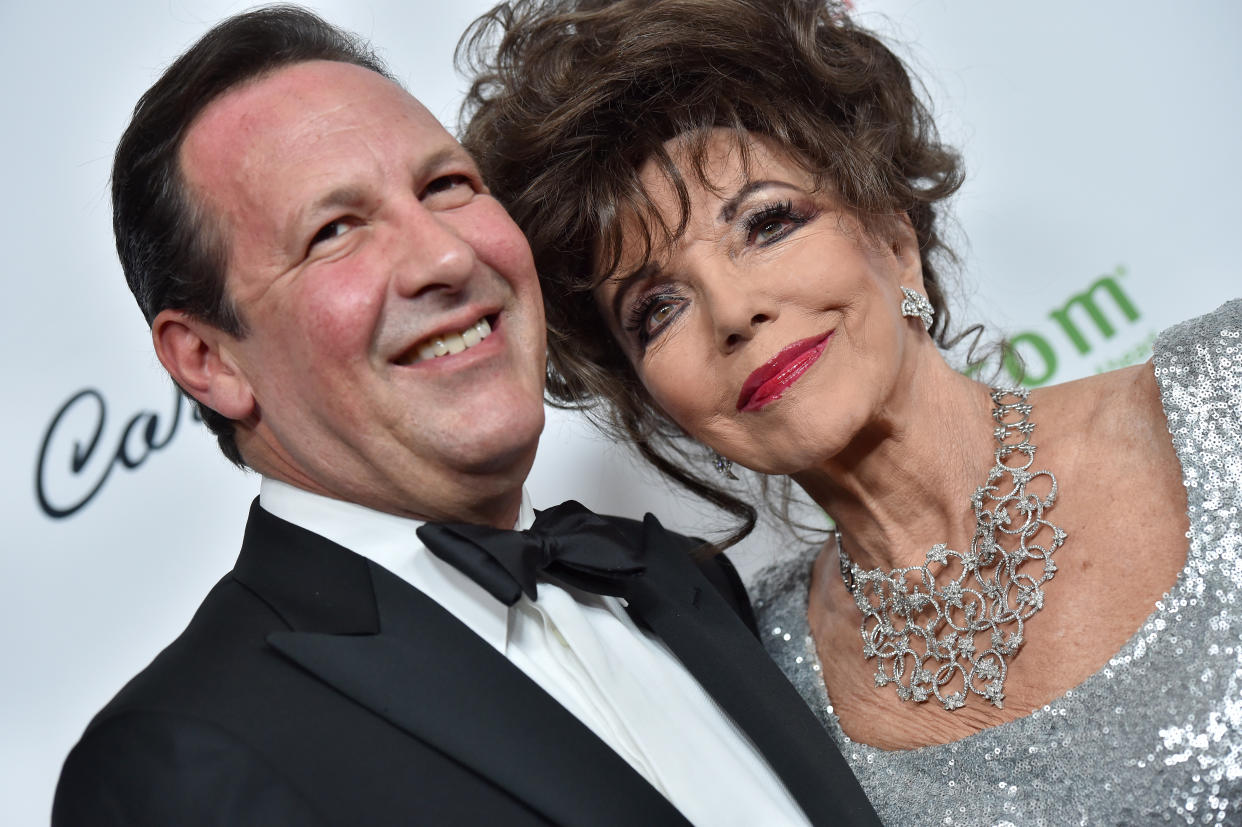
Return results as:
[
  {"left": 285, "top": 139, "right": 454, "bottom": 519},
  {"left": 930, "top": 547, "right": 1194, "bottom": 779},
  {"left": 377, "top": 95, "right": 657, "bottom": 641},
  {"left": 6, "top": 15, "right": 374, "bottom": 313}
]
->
[{"left": 54, "top": 500, "right": 877, "bottom": 826}]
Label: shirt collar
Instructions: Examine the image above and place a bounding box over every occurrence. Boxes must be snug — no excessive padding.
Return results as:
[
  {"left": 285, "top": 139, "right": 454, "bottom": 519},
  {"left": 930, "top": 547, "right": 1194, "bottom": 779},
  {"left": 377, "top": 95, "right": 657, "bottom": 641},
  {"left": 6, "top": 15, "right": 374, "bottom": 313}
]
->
[{"left": 258, "top": 476, "right": 535, "bottom": 654}]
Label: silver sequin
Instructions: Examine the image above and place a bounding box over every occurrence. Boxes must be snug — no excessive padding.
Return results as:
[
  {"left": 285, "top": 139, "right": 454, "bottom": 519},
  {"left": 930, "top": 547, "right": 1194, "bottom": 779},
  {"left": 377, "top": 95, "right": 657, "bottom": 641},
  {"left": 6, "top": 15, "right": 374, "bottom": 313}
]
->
[{"left": 752, "top": 300, "right": 1242, "bottom": 826}]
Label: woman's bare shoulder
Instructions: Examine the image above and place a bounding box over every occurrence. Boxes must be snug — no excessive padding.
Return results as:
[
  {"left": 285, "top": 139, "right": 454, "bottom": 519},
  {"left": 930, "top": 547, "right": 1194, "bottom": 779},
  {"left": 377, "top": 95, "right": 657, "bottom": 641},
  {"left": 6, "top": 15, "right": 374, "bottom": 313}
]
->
[{"left": 1034, "top": 361, "right": 1167, "bottom": 451}]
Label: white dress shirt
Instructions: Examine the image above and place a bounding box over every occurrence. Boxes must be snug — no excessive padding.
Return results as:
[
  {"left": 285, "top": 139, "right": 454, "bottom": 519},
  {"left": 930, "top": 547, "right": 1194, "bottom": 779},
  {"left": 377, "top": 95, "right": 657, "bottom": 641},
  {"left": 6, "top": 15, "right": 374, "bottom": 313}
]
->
[{"left": 260, "top": 477, "right": 810, "bottom": 827}]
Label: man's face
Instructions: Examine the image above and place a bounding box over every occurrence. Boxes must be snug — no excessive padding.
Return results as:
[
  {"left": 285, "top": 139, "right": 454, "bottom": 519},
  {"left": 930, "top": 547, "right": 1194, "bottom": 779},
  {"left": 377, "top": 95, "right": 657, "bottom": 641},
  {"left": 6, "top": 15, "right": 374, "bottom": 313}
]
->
[{"left": 179, "top": 60, "right": 546, "bottom": 523}]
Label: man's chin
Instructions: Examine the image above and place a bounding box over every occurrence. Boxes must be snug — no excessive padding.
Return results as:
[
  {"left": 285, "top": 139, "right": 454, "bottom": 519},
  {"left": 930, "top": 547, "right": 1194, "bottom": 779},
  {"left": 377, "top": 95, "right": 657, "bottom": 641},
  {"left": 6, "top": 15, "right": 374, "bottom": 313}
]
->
[{"left": 454, "top": 421, "right": 544, "bottom": 480}]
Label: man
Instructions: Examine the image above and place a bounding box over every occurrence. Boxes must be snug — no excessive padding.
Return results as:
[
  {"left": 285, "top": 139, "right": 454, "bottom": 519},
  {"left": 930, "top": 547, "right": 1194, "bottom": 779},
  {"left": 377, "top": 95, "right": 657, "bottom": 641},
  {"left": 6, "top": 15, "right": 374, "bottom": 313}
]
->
[{"left": 53, "top": 8, "right": 876, "bottom": 825}]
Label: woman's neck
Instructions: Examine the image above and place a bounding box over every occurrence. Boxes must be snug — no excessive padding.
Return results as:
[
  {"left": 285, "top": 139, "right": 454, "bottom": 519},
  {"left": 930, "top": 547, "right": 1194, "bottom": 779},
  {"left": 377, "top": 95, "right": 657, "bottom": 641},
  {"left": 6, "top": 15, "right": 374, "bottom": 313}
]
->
[{"left": 792, "top": 361, "right": 998, "bottom": 572}]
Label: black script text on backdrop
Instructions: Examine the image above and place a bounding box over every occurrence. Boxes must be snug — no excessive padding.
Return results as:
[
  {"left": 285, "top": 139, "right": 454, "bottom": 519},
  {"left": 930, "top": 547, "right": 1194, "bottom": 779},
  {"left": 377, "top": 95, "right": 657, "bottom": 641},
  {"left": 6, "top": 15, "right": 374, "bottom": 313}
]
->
[{"left": 36, "top": 387, "right": 197, "bottom": 519}]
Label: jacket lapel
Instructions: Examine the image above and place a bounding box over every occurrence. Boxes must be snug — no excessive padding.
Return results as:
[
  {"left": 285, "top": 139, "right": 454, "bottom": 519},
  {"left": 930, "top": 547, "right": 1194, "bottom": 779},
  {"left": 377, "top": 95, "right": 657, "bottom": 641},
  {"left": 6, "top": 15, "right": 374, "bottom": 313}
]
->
[
  {"left": 236, "top": 503, "right": 688, "bottom": 827},
  {"left": 626, "top": 515, "right": 881, "bottom": 827}
]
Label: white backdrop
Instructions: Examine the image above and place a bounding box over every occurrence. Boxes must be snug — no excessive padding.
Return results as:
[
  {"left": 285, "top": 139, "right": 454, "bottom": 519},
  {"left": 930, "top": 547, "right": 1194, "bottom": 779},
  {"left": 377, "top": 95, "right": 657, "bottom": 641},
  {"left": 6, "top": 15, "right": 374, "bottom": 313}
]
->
[{"left": 4, "top": 1, "right": 1238, "bottom": 822}]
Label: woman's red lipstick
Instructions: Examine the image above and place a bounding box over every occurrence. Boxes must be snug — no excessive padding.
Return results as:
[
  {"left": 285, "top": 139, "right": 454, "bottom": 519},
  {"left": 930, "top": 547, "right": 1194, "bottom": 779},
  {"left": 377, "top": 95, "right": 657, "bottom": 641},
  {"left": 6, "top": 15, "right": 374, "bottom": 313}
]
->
[{"left": 737, "top": 332, "right": 833, "bottom": 412}]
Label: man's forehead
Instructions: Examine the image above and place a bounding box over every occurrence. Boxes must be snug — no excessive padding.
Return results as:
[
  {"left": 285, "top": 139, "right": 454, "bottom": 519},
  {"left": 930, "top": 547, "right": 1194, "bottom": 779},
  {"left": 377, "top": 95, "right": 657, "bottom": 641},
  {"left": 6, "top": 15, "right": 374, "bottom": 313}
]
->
[
  {"left": 179, "top": 60, "right": 460, "bottom": 193},
  {"left": 178, "top": 60, "right": 470, "bottom": 239}
]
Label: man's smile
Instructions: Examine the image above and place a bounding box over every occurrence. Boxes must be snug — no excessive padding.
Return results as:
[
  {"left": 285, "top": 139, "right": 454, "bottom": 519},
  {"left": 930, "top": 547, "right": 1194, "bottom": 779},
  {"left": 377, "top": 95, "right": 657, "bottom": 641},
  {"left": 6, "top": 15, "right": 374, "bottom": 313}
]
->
[{"left": 403, "top": 315, "right": 495, "bottom": 364}]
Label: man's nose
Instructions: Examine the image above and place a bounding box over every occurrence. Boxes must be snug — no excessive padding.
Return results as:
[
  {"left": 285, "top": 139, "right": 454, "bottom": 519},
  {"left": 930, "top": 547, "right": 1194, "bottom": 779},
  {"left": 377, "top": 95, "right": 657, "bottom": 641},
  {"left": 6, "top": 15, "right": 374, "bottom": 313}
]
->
[{"left": 392, "top": 203, "right": 477, "bottom": 298}]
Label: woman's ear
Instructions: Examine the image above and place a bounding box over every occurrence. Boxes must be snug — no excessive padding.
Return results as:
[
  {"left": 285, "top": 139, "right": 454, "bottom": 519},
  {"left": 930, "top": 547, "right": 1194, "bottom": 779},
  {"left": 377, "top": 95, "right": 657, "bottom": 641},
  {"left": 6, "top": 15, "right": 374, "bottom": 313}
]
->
[
  {"left": 151, "top": 309, "right": 255, "bottom": 421},
  {"left": 889, "top": 212, "right": 925, "bottom": 292}
]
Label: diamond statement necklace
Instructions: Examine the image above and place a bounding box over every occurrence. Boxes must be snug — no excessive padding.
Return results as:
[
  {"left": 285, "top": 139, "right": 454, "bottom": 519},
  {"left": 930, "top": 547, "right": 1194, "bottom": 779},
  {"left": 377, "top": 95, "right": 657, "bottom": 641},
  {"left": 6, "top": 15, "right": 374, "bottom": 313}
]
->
[{"left": 836, "top": 388, "right": 1067, "bottom": 711}]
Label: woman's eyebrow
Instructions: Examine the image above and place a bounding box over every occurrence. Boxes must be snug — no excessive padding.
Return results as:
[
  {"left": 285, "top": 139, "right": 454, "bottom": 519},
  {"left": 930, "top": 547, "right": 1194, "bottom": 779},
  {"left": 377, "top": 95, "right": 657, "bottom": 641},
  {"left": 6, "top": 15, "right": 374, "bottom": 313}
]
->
[{"left": 607, "top": 261, "right": 660, "bottom": 322}]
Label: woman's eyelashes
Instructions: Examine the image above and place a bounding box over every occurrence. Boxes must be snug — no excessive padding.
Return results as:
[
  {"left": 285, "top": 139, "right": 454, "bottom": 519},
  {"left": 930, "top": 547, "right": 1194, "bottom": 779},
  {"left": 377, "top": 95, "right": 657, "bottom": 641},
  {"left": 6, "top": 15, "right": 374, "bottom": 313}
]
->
[
  {"left": 742, "top": 198, "right": 814, "bottom": 246},
  {"left": 624, "top": 288, "right": 687, "bottom": 350}
]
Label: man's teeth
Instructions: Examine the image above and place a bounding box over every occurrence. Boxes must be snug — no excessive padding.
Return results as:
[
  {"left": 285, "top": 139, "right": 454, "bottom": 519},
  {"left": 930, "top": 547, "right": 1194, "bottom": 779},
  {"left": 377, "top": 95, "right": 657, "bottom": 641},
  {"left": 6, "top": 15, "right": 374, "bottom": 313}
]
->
[{"left": 416, "top": 318, "right": 492, "bottom": 362}]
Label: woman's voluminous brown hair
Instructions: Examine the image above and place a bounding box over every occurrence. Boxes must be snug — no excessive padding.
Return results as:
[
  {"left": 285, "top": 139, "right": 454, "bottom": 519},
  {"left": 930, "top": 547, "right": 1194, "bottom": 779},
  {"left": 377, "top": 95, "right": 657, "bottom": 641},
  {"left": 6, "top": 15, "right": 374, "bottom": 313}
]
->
[{"left": 459, "top": 0, "right": 965, "bottom": 545}]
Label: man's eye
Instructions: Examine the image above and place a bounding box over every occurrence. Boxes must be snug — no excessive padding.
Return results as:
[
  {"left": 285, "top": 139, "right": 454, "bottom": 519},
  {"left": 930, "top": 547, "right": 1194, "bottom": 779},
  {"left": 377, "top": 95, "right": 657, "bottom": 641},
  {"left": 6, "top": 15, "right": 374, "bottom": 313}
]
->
[
  {"left": 423, "top": 174, "right": 475, "bottom": 207},
  {"left": 309, "top": 219, "right": 351, "bottom": 249},
  {"left": 425, "top": 174, "right": 469, "bottom": 194}
]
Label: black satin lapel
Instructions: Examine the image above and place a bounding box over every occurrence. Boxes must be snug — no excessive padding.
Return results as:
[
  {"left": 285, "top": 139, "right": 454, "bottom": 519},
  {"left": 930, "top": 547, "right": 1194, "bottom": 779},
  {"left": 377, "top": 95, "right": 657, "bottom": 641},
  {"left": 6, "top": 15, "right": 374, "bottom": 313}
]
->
[
  {"left": 270, "top": 562, "right": 689, "bottom": 827},
  {"left": 627, "top": 528, "right": 881, "bottom": 827},
  {"left": 232, "top": 499, "right": 379, "bottom": 634}
]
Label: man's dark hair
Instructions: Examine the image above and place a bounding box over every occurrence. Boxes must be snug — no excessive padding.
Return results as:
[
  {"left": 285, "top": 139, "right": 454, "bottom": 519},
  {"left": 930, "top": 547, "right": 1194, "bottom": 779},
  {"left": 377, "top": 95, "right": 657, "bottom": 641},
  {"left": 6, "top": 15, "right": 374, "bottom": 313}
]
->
[{"left": 113, "top": 4, "right": 393, "bottom": 465}]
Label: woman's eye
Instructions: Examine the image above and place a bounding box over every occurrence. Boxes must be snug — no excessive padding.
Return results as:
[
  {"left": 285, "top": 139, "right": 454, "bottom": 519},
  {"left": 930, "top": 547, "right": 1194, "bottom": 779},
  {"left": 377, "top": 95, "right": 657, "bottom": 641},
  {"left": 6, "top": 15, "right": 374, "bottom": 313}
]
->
[
  {"left": 744, "top": 199, "right": 809, "bottom": 246},
  {"left": 647, "top": 302, "right": 677, "bottom": 331},
  {"left": 753, "top": 218, "right": 787, "bottom": 244},
  {"left": 626, "top": 293, "right": 685, "bottom": 349},
  {"left": 625, "top": 286, "right": 685, "bottom": 347}
]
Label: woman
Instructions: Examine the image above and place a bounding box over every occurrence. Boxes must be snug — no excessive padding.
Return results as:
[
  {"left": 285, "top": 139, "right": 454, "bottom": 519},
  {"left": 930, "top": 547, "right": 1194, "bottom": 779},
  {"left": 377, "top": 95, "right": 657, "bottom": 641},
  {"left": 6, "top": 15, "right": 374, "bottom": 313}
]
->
[{"left": 458, "top": 0, "right": 1242, "bottom": 823}]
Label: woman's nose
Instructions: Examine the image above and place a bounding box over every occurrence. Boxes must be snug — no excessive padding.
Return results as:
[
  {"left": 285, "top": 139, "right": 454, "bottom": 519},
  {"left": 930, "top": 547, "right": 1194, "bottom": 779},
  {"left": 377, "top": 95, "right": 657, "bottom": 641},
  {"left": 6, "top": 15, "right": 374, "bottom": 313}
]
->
[
  {"left": 701, "top": 271, "right": 777, "bottom": 352},
  {"left": 721, "top": 311, "right": 773, "bottom": 350}
]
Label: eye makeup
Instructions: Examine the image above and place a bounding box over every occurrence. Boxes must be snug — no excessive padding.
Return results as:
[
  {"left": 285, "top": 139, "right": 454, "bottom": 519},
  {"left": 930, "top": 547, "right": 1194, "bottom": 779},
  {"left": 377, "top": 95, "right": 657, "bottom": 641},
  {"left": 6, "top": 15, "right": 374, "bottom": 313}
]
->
[{"left": 623, "top": 284, "right": 687, "bottom": 349}]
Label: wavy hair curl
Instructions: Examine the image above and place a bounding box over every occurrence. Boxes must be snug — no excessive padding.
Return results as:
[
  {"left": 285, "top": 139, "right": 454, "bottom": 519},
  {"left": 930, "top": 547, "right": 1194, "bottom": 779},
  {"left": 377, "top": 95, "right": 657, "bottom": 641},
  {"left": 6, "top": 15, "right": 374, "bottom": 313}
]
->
[{"left": 459, "top": 0, "right": 965, "bottom": 544}]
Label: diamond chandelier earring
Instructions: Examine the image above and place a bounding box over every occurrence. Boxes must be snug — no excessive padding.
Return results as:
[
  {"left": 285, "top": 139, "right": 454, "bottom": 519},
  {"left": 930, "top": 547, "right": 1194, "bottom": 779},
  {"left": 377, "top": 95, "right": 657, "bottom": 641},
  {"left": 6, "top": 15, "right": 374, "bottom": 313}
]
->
[
  {"left": 712, "top": 453, "right": 739, "bottom": 480},
  {"left": 900, "top": 286, "right": 934, "bottom": 331}
]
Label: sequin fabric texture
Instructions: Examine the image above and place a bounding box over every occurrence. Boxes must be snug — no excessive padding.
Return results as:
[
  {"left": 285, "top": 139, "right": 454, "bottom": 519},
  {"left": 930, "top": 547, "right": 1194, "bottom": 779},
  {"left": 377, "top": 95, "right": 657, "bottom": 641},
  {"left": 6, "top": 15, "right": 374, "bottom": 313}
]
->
[{"left": 751, "top": 300, "right": 1242, "bottom": 826}]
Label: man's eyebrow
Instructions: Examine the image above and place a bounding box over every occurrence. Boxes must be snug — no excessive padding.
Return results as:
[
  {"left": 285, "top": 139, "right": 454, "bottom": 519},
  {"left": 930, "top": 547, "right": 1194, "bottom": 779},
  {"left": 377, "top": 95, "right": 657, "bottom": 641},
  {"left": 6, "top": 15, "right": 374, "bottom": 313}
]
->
[
  {"left": 305, "top": 186, "right": 369, "bottom": 219},
  {"left": 285, "top": 186, "right": 369, "bottom": 251},
  {"left": 718, "top": 179, "right": 791, "bottom": 223},
  {"left": 293, "top": 145, "right": 475, "bottom": 230},
  {"left": 416, "top": 145, "right": 477, "bottom": 189}
]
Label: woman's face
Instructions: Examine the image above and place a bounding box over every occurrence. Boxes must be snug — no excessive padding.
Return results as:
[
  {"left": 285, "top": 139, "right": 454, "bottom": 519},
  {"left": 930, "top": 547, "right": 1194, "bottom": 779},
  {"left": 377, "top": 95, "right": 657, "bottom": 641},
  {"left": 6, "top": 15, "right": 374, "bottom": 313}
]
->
[{"left": 595, "top": 129, "right": 926, "bottom": 475}]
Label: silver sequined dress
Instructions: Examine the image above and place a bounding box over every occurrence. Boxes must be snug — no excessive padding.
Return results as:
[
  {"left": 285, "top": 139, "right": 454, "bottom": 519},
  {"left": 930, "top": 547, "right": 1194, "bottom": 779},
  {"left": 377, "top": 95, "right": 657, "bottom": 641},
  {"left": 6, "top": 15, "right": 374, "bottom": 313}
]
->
[{"left": 751, "top": 299, "right": 1242, "bottom": 826}]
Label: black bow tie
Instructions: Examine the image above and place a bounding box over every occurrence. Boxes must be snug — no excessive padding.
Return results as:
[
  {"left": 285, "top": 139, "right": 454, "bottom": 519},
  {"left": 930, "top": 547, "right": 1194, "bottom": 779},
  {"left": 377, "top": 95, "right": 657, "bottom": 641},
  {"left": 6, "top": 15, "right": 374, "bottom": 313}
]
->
[{"left": 416, "top": 500, "right": 647, "bottom": 606}]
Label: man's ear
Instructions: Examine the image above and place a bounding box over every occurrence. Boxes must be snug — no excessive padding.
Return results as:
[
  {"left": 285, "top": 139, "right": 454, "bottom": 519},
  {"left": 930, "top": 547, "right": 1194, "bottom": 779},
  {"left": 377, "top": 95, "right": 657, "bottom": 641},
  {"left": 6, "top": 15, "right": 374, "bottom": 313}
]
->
[{"left": 151, "top": 309, "right": 255, "bottom": 421}]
